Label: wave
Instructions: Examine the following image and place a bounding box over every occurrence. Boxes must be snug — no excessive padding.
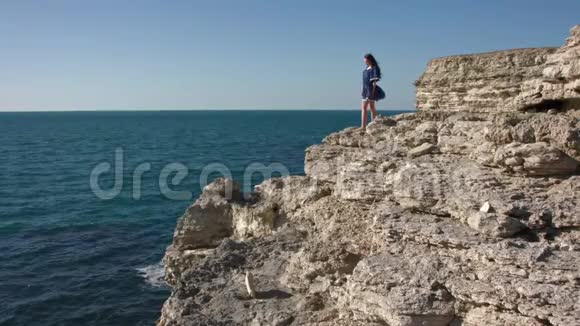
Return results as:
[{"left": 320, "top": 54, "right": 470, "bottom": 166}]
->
[{"left": 136, "top": 262, "right": 167, "bottom": 288}]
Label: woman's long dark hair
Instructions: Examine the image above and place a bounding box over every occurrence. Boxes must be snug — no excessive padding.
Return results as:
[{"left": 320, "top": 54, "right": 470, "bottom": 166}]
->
[{"left": 364, "top": 53, "right": 381, "bottom": 79}]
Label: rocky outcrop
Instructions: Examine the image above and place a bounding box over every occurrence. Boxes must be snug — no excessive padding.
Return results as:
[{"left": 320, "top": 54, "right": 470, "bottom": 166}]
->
[
  {"left": 517, "top": 25, "right": 580, "bottom": 111},
  {"left": 415, "top": 48, "right": 557, "bottom": 112},
  {"left": 158, "top": 27, "right": 580, "bottom": 326},
  {"left": 416, "top": 25, "right": 580, "bottom": 113}
]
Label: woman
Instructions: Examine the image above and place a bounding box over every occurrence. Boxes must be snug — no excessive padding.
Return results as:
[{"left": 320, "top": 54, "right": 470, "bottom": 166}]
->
[{"left": 361, "top": 53, "right": 386, "bottom": 128}]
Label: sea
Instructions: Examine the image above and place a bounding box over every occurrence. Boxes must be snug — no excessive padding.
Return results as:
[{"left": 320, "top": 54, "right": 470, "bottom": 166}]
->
[{"left": 0, "top": 110, "right": 409, "bottom": 326}]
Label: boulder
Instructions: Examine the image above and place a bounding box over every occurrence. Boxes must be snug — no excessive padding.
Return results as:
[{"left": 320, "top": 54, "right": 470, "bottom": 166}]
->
[
  {"left": 408, "top": 142, "right": 438, "bottom": 158},
  {"left": 467, "top": 211, "right": 526, "bottom": 238},
  {"left": 493, "top": 142, "right": 578, "bottom": 176}
]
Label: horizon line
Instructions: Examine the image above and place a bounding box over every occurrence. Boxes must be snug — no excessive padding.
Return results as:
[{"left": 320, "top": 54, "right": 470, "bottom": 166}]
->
[{"left": 0, "top": 107, "right": 415, "bottom": 113}]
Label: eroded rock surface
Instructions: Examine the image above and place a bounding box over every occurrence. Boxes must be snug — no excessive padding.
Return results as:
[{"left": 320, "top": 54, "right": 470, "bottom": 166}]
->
[
  {"left": 416, "top": 25, "right": 580, "bottom": 113},
  {"left": 158, "top": 27, "right": 580, "bottom": 326},
  {"left": 415, "top": 48, "right": 557, "bottom": 112}
]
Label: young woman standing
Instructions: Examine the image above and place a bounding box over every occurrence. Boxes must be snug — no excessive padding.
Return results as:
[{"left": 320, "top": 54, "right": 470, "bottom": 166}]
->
[{"left": 361, "top": 54, "right": 385, "bottom": 128}]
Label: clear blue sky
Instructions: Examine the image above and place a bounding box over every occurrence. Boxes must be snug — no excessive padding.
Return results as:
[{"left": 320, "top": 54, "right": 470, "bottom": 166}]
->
[{"left": 0, "top": 0, "right": 578, "bottom": 111}]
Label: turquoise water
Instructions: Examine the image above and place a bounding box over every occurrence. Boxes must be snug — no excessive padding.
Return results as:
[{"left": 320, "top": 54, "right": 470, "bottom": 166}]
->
[{"left": 0, "top": 110, "right": 408, "bottom": 325}]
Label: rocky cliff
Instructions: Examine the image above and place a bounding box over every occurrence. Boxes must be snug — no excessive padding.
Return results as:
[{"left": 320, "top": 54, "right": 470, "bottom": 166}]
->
[
  {"left": 158, "top": 26, "right": 580, "bottom": 326},
  {"left": 416, "top": 25, "right": 580, "bottom": 113}
]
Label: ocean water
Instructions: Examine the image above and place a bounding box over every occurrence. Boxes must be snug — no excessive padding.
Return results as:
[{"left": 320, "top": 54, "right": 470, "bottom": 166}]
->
[{"left": 0, "top": 110, "right": 408, "bottom": 326}]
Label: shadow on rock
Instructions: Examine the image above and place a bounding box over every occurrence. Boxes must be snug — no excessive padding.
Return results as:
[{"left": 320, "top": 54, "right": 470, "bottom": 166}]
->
[{"left": 256, "top": 289, "right": 293, "bottom": 300}]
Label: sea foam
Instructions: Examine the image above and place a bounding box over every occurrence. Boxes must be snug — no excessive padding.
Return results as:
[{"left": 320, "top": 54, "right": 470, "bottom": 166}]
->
[{"left": 137, "top": 262, "right": 166, "bottom": 288}]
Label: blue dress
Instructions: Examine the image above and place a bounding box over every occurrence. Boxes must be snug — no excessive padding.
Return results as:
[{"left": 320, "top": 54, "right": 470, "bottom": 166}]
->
[{"left": 362, "top": 66, "right": 385, "bottom": 101}]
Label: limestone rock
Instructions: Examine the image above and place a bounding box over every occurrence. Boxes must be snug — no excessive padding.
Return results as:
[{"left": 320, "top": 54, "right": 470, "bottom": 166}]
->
[
  {"left": 158, "top": 26, "right": 580, "bottom": 326},
  {"left": 347, "top": 254, "right": 455, "bottom": 326},
  {"left": 415, "top": 48, "right": 557, "bottom": 112},
  {"left": 462, "top": 307, "right": 545, "bottom": 326},
  {"left": 479, "top": 201, "right": 493, "bottom": 213},
  {"left": 416, "top": 25, "right": 580, "bottom": 113},
  {"left": 408, "top": 142, "right": 438, "bottom": 158},
  {"left": 467, "top": 211, "right": 525, "bottom": 238},
  {"left": 493, "top": 142, "right": 578, "bottom": 176},
  {"left": 517, "top": 25, "right": 580, "bottom": 111}
]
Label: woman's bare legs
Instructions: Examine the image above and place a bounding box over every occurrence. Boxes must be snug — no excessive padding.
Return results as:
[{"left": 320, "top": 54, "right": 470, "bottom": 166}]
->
[
  {"left": 361, "top": 100, "right": 369, "bottom": 128},
  {"left": 369, "top": 100, "right": 377, "bottom": 121}
]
